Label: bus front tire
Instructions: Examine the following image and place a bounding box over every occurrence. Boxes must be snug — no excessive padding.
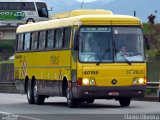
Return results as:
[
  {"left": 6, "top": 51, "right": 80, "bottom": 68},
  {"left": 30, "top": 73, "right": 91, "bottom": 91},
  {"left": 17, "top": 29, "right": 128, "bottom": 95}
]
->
[
  {"left": 119, "top": 97, "right": 131, "bottom": 107},
  {"left": 158, "top": 89, "right": 160, "bottom": 102},
  {"left": 26, "top": 18, "right": 35, "bottom": 23},
  {"left": 66, "top": 88, "right": 78, "bottom": 108},
  {"left": 27, "top": 81, "right": 35, "bottom": 104},
  {"left": 33, "top": 80, "right": 45, "bottom": 105}
]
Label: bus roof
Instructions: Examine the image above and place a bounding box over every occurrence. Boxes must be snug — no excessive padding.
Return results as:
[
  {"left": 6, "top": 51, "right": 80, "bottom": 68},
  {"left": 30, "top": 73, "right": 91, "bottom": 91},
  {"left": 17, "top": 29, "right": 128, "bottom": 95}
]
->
[
  {"left": 17, "top": 10, "right": 142, "bottom": 33},
  {"left": 51, "top": 9, "right": 113, "bottom": 19}
]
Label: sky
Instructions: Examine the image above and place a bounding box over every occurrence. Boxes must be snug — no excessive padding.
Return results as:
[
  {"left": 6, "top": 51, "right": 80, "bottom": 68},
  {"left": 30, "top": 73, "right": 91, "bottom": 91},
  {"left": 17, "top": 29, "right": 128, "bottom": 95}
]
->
[
  {"left": 76, "top": 0, "right": 97, "bottom": 2},
  {"left": 43, "top": 0, "right": 160, "bottom": 22}
]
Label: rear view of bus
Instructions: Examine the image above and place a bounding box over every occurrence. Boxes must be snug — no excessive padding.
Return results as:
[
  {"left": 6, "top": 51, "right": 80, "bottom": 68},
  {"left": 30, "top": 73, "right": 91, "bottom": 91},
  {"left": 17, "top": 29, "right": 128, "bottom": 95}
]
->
[{"left": 0, "top": 0, "right": 48, "bottom": 26}]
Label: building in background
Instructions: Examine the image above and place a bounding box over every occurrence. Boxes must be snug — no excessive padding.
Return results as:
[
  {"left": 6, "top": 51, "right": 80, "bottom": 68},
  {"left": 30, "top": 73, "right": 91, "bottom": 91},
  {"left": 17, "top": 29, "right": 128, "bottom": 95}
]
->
[{"left": 0, "top": 0, "right": 49, "bottom": 40}]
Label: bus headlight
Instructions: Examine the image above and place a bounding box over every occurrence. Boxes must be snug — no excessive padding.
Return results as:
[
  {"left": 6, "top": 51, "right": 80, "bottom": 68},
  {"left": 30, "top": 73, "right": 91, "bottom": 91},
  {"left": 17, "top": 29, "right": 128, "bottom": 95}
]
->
[
  {"left": 89, "top": 79, "right": 95, "bottom": 85},
  {"left": 133, "top": 78, "right": 138, "bottom": 84},
  {"left": 82, "top": 78, "right": 95, "bottom": 85},
  {"left": 138, "top": 78, "right": 144, "bottom": 84},
  {"left": 133, "top": 78, "right": 145, "bottom": 84},
  {"left": 82, "top": 78, "right": 89, "bottom": 85}
]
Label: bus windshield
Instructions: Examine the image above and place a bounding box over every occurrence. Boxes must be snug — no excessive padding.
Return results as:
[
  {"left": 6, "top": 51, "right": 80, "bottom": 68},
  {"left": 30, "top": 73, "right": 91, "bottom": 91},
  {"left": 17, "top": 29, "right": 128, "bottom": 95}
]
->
[
  {"left": 114, "top": 27, "right": 144, "bottom": 62},
  {"left": 79, "top": 26, "right": 145, "bottom": 63},
  {"left": 79, "top": 27, "right": 113, "bottom": 62},
  {"left": 36, "top": 2, "right": 48, "bottom": 18}
]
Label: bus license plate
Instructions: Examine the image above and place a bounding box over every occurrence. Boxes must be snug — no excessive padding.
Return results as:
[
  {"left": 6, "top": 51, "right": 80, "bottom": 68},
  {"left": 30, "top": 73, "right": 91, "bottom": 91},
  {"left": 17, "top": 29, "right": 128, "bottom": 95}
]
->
[{"left": 108, "top": 92, "right": 119, "bottom": 96}]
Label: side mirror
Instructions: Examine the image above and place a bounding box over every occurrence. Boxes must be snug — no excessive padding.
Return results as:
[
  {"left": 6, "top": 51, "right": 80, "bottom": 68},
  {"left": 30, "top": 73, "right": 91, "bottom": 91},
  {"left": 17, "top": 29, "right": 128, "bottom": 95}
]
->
[
  {"left": 47, "top": 6, "right": 52, "bottom": 11},
  {"left": 144, "top": 35, "right": 150, "bottom": 50},
  {"left": 50, "top": 6, "right": 53, "bottom": 11}
]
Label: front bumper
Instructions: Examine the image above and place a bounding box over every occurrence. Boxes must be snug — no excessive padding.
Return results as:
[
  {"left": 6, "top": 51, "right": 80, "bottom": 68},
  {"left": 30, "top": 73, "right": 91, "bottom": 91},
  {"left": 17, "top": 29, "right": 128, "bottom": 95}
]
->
[{"left": 76, "top": 85, "right": 146, "bottom": 99}]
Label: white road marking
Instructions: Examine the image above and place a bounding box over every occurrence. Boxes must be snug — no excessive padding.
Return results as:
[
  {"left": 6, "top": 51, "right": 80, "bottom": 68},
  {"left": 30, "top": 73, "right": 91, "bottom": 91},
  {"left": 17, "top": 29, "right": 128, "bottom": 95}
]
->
[{"left": 0, "top": 111, "right": 41, "bottom": 120}]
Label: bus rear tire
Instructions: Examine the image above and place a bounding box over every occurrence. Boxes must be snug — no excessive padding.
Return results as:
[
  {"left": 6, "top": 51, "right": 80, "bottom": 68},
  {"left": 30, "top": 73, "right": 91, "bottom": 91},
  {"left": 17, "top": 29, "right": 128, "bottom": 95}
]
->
[
  {"left": 27, "top": 81, "right": 35, "bottom": 104},
  {"left": 66, "top": 87, "right": 78, "bottom": 108},
  {"left": 119, "top": 97, "right": 131, "bottom": 107},
  {"left": 33, "top": 80, "right": 45, "bottom": 105}
]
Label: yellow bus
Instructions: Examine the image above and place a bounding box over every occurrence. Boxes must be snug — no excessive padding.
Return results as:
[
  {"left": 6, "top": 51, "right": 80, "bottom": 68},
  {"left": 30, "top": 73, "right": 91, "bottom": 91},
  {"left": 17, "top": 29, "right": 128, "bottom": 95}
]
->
[{"left": 15, "top": 9, "right": 149, "bottom": 108}]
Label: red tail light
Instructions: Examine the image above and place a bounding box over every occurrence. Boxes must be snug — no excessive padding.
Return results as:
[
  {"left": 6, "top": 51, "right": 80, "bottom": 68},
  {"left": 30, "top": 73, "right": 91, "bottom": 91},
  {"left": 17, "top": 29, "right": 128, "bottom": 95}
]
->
[{"left": 78, "top": 77, "right": 82, "bottom": 86}]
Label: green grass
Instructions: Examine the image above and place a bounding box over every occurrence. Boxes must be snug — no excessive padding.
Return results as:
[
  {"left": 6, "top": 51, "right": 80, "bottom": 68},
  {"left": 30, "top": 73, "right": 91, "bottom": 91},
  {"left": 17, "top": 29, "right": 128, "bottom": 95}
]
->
[
  {"left": 143, "top": 23, "right": 160, "bottom": 34},
  {"left": 143, "top": 23, "right": 150, "bottom": 35}
]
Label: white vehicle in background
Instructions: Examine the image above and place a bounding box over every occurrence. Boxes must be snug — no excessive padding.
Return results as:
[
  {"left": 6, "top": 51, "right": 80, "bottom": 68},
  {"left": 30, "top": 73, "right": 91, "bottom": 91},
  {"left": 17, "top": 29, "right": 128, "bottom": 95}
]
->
[{"left": 0, "top": 0, "right": 49, "bottom": 26}]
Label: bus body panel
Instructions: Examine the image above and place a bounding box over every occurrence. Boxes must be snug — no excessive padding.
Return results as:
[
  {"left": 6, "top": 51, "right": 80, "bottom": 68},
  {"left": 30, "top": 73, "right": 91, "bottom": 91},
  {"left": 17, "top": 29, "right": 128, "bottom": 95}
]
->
[
  {"left": 14, "top": 50, "right": 71, "bottom": 96},
  {"left": 73, "top": 63, "right": 146, "bottom": 99},
  {"left": 79, "top": 63, "right": 146, "bottom": 86}
]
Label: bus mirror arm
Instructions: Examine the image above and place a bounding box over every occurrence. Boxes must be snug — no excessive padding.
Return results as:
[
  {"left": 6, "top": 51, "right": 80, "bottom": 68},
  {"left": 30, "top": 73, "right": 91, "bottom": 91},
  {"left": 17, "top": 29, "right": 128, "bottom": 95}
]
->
[
  {"left": 48, "top": 6, "right": 53, "bottom": 11},
  {"left": 144, "top": 35, "right": 150, "bottom": 50}
]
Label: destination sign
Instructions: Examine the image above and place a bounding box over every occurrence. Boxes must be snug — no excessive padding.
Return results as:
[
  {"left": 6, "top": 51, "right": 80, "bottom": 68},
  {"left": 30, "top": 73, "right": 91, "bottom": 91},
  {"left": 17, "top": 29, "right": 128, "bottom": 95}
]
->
[{"left": 81, "top": 27, "right": 111, "bottom": 32}]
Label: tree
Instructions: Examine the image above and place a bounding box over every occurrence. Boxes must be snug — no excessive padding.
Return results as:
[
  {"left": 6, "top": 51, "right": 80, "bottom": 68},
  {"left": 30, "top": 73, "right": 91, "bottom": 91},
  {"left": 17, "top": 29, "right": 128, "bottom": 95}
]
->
[
  {"left": 148, "top": 14, "right": 156, "bottom": 24},
  {"left": 0, "top": 40, "right": 15, "bottom": 60},
  {"left": 148, "top": 24, "right": 160, "bottom": 56}
]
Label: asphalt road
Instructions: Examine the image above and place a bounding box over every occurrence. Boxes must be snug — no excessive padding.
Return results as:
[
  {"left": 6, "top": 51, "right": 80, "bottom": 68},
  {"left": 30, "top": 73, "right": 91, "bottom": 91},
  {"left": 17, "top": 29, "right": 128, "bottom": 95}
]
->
[{"left": 0, "top": 93, "right": 160, "bottom": 120}]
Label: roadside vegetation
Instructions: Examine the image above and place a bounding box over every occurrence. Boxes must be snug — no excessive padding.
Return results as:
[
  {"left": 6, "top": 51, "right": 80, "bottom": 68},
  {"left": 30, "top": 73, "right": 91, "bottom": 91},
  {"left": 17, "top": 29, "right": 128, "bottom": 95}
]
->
[
  {"left": 0, "top": 40, "right": 15, "bottom": 61},
  {"left": 143, "top": 23, "right": 160, "bottom": 82}
]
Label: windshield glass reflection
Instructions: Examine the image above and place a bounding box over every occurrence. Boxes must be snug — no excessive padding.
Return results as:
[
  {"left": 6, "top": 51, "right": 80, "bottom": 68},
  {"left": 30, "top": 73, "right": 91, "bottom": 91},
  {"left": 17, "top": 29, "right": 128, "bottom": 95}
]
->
[
  {"left": 79, "top": 27, "right": 113, "bottom": 62},
  {"left": 114, "top": 27, "right": 144, "bottom": 62}
]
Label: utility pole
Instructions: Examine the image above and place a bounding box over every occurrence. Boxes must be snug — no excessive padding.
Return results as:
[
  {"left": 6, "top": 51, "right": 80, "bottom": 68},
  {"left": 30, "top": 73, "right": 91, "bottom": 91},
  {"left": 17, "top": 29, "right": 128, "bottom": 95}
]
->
[
  {"left": 155, "top": 10, "right": 158, "bottom": 23},
  {"left": 134, "top": 10, "right": 136, "bottom": 17},
  {"left": 81, "top": 0, "right": 85, "bottom": 9}
]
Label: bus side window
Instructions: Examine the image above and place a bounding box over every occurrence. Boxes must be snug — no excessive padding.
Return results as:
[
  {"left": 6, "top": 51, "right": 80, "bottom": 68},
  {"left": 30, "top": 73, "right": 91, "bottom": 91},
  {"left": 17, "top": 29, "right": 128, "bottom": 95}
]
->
[
  {"left": 21, "top": 2, "right": 35, "bottom": 10},
  {"left": 46, "top": 29, "right": 54, "bottom": 49},
  {"left": 17, "top": 34, "right": 24, "bottom": 51},
  {"left": 8, "top": 2, "right": 18, "bottom": 10},
  {"left": 31, "top": 32, "right": 38, "bottom": 50},
  {"left": 24, "top": 33, "right": 31, "bottom": 51},
  {"left": 63, "top": 27, "right": 71, "bottom": 49},
  {"left": 55, "top": 29, "right": 63, "bottom": 49},
  {"left": 38, "top": 31, "right": 46, "bottom": 50},
  {"left": 0, "top": 3, "right": 8, "bottom": 10},
  {"left": 26, "top": 2, "right": 35, "bottom": 10}
]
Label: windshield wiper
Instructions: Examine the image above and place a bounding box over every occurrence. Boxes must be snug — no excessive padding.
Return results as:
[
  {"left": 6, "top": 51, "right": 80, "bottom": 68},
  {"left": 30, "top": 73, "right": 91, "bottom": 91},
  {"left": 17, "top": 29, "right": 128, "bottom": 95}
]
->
[{"left": 119, "top": 53, "right": 132, "bottom": 65}]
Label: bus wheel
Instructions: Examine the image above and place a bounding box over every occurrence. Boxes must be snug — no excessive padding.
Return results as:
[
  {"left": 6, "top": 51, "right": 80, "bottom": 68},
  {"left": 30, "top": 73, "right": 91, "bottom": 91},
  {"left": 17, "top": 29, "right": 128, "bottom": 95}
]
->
[
  {"left": 119, "top": 97, "right": 131, "bottom": 107},
  {"left": 33, "top": 80, "right": 45, "bottom": 105},
  {"left": 26, "top": 18, "right": 35, "bottom": 23},
  {"left": 26, "top": 81, "right": 35, "bottom": 104},
  {"left": 66, "top": 87, "right": 78, "bottom": 108},
  {"left": 86, "top": 99, "right": 94, "bottom": 103}
]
